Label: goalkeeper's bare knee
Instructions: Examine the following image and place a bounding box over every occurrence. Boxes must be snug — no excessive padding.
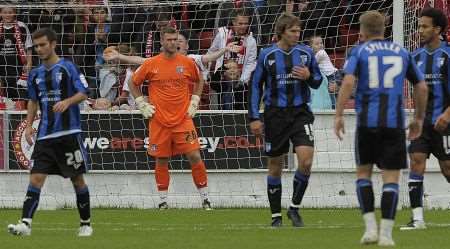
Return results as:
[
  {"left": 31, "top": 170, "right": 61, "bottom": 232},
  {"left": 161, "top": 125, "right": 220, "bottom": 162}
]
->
[{"left": 186, "top": 151, "right": 202, "bottom": 165}]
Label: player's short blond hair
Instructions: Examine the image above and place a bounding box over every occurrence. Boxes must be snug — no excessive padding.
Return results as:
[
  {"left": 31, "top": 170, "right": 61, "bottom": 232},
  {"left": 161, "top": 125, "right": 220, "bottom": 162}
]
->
[
  {"left": 359, "top": 11, "right": 385, "bottom": 37},
  {"left": 0, "top": 4, "right": 15, "bottom": 13},
  {"left": 161, "top": 26, "right": 178, "bottom": 38}
]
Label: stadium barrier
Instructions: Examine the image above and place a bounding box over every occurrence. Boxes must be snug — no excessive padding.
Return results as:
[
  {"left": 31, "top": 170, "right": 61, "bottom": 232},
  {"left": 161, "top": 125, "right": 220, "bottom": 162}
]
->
[{"left": 0, "top": 110, "right": 448, "bottom": 209}]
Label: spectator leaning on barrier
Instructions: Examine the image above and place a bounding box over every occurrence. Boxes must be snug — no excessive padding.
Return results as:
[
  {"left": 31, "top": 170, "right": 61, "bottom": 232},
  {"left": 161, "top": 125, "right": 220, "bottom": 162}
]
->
[
  {"left": 208, "top": 8, "right": 257, "bottom": 110},
  {"left": 0, "top": 5, "right": 32, "bottom": 101},
  {"left": 178, "top": 31, "right": 242, "bottom": 110},
  {"left": 110, "top": 44, "right": 139, "bottom": 110}
]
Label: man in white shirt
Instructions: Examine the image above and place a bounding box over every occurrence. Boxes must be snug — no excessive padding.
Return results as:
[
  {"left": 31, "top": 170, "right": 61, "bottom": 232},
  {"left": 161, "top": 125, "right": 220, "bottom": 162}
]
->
[{"left": 207, "top": 9, "right": 257, "bottom": 110}]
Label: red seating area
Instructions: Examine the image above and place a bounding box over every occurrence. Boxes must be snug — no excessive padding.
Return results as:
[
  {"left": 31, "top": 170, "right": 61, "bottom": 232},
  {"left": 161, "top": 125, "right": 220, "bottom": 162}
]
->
[{"left": 339, "top": 24, "right": 359, "bottom": 50}]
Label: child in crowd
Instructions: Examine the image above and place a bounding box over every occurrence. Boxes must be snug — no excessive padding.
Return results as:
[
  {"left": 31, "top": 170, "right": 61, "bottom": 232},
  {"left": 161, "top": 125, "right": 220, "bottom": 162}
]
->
[
  {"left": 94, "top": 44, "right": 137, "bottom": 110},
  {"left": 310, "top": 36, "right": 343, "bottom": 109}
]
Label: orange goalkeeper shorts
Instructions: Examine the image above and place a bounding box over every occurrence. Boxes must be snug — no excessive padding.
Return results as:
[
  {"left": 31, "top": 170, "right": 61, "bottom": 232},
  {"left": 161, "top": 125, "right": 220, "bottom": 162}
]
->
[{"left": 148, "top": 118, "right": 200, "bottom": 157}]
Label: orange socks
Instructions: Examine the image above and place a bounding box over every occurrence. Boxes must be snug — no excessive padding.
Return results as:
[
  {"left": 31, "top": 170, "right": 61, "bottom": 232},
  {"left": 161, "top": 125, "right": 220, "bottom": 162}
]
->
[
  {"left": 155, "top": 163, "right": 170, "bottom": 191},
  {"left": 191, "top": 161, "right": 208, "bottom": 189},
  {"left": 155, "top": 161, "right": 208, "bottom": 202}
]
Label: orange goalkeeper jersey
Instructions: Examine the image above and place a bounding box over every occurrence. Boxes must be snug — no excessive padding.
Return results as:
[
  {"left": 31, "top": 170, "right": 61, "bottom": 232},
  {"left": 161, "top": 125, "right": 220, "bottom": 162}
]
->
[{"left": 132, "top": 53, "right": 200, "bottom": 127}]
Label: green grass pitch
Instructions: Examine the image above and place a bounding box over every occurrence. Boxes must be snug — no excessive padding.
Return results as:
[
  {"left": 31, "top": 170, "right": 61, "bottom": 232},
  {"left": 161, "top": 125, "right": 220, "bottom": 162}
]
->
[{"left": 1, "top": 209, "right": 449, "bottom": 249}]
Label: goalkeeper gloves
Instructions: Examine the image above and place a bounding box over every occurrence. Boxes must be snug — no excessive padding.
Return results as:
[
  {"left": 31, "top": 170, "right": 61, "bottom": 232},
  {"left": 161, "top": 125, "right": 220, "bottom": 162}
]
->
[
  {"left": 135, "top": 96, "right": 155, "bottom": 119},
  {"left": 187, "top": 95, "right": 200, "bottom": 118}
]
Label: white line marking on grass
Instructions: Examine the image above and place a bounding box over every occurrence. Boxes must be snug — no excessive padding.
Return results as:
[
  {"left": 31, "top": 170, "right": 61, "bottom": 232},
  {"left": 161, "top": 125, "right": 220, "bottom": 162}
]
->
[
  {"left": 424, "top": 223, "right": 450, "bottom": 228},
  {"left": 27, "top": 222, "right": 450, "bottom": 233}
]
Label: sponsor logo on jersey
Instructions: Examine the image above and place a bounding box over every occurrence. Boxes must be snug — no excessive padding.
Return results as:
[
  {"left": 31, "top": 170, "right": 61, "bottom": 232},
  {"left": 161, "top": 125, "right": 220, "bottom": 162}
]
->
[
  {"left": 151, "top": 68, "right": 159, "bottom": 74},
  {"left": 300, "top": 55, "right": 308, "bottom": 64},
  {"left": 56, "top": 72, "right": 63, "bottom": 84},
  {"left": 268, "top": 60, "right": 275, "bottom": 66},
  {"left": 176, "top": 66, "right": 184, "bottom": 74}
]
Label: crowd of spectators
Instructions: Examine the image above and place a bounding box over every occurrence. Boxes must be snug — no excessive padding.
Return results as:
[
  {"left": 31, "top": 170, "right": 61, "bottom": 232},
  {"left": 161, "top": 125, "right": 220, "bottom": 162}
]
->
[{"left": 0, "top": 0, "right": 394, "bottom": 111}]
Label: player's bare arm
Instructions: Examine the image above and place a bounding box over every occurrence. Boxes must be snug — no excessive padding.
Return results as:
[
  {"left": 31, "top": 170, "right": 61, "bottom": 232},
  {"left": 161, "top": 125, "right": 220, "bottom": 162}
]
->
[
  {"left": 201, "top": 41, "right": 241, "bottom": 65},
  {"left": 409, "top": 80, "right": 428, "bottom": 139},
  {"left": 192, "top": 74, "right": 204, "bottom": 97},
  {"left": 103, "top": 47, "right": 146, "bottom": 65},
  {"left": 334, "top": 74, "right": 356, "bottom": 140},
  {"left": 128, "top": 77, "right": 143, "bottom": 99},
  {"left": 434, "top": 106, "right": 450, "bottom": 133},
  {"left": 249, "top": 120, "right": 263, "bottom": 137},
  {"left": 25, "top": 100, "right": 39, "bottom": 145}
]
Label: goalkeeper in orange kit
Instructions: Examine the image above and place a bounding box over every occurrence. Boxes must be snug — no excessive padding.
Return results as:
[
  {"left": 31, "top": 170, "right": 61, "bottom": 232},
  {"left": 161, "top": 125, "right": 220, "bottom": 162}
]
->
[{"left": 128, "top": 26, "right": 211, "bottom": 210}]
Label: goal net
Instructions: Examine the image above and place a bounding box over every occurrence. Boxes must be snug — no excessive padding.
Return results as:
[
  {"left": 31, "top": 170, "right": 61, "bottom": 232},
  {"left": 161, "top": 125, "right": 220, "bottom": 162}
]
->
[{"left": 1, "top": 0, "right": 448, "bottom": 209}]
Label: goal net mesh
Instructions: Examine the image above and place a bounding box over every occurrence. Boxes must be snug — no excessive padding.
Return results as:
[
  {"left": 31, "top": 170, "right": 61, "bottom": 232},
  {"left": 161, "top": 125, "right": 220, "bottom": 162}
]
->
[{"left": 2, "top": 0, "right": 447, "bottom": 209}]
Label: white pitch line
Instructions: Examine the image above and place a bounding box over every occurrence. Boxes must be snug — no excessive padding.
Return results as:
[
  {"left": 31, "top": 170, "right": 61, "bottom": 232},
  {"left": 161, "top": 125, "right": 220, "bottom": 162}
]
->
[
  {"left": 7, "top": 219, "right": 450, "bottom": 233},
  {"left": 20, "top": 223, "right": 450, "bottom": 232}
]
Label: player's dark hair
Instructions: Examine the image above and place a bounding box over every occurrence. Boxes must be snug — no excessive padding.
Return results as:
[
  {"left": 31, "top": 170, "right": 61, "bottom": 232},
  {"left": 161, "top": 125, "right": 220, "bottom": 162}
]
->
[
  {"left": 32, "top": 28, "right": 57, "bottom": 43},
  {"left": 178, "top": 30, "right": 190, "bottom": 41},
  {"left": 420, "top": 7, "right": 448, "bottom": 36},
  {"left": 275, "top": 12, "right": 301, "bottom": 40},
  {"left": 230, "top": 8, "right": 249, "bottom": 21},
  {"left": 93, "top": 6, "right": 108, "bottom": 14}
]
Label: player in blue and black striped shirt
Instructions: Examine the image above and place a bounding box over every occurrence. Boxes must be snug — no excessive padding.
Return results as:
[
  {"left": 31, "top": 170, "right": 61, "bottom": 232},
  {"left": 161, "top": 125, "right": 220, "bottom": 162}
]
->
[
  {"left": 248, "top": 12, "right": 322, "bottom": 228},
  {"left": 335, "top": 11, "right": 428, "bottom": 246},
  {"left": 403, "top": 7, "right": 450, "bottom": 230},
  {"left": 8, "top": 28, "right": 93, "bottom": 237}
]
